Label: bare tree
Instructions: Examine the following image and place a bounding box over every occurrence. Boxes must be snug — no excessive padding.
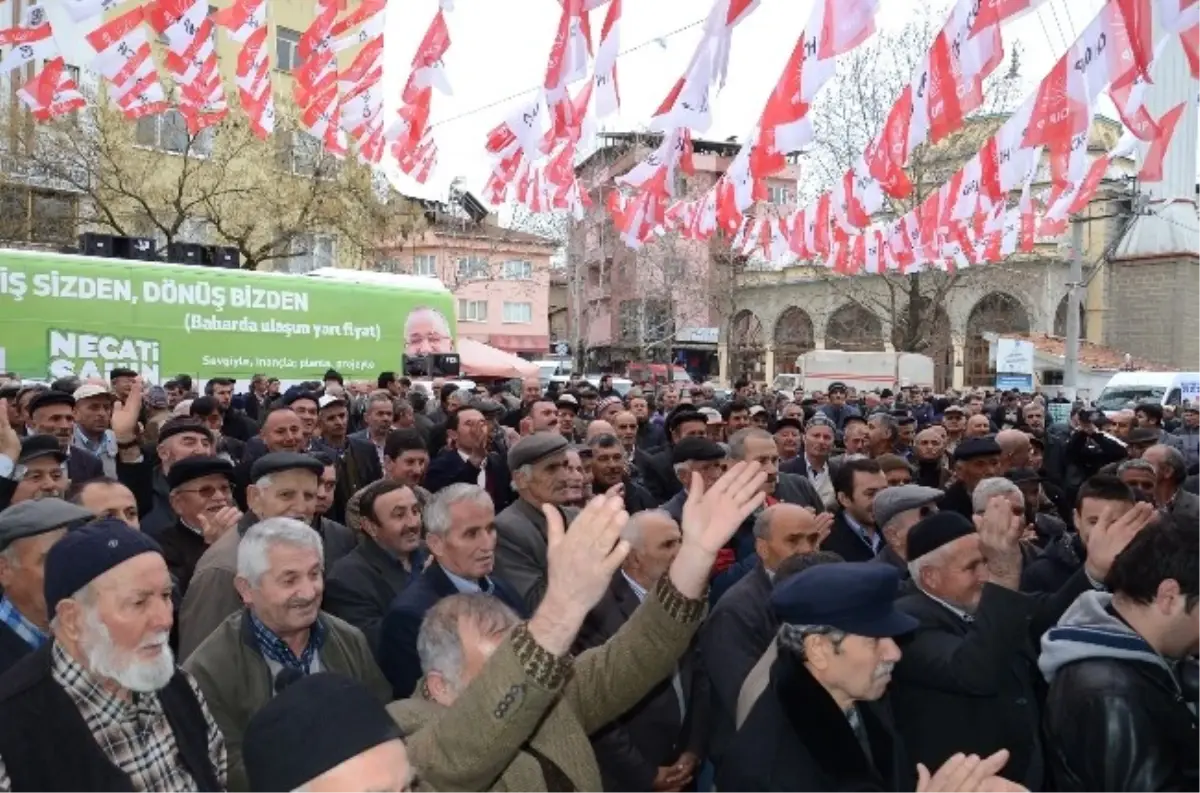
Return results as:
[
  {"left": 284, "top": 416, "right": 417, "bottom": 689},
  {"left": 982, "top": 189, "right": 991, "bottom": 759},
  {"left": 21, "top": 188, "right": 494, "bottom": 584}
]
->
[
  {"left": 0, "top": 93, "right": 418, "bottom": 270},
  {"left": 795, "top": 5, "right": 1028, "bottom": 355}
]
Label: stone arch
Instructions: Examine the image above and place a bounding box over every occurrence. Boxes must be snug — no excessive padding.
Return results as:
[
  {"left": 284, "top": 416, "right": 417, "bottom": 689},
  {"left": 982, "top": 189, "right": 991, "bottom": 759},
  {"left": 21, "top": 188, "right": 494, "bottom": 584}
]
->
[
  {"left": 965, "top": 292, "right": 1031, "bottom": 386},
  {"left": 1053, "top": 295, "right": 1086, "bottom": 339},
  {"left": 730, "top": 309, "right": 766, "bottom": 380},
  {"left": 773, "top": 307, "right": 815, "bottom": 374},
  {"left": 825, "top": 303, "right": 885, "bottom": 352}
]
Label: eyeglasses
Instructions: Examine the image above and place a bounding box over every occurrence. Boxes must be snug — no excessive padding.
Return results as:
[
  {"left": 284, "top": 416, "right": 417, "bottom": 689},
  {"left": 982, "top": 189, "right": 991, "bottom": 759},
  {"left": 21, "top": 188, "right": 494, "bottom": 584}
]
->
[{"left": 178, "top": 483, "right": 232, "bottom": 499}]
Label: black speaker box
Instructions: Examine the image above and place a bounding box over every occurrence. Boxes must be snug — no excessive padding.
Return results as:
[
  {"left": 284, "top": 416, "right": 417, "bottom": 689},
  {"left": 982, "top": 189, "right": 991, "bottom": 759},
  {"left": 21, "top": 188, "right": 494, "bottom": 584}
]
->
[
  {"left": 79, "top": 232, "right": 114, "bottom": 257},
  {"left": 113, "top": 236, "right": 157, "bottom": 261},
  {"left": 204, "top": 245, "right": 240, "bottom": 269},
  {"left": 167, "top": 242, "right": 204, "bottom": 265}
]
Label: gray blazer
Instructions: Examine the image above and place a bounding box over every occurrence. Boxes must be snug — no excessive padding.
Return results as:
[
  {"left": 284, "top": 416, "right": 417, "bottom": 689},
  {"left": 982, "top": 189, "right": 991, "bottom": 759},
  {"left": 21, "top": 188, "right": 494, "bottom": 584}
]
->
[{"left": 493, "top": 498, "right": 579, "bottom": 614}]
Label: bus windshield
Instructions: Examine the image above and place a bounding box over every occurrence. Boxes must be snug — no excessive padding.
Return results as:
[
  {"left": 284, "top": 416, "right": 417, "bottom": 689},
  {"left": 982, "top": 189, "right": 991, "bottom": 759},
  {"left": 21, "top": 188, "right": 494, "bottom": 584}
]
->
[{"left": 1096, "top": 386, "right": 1165, "bottom": 411}]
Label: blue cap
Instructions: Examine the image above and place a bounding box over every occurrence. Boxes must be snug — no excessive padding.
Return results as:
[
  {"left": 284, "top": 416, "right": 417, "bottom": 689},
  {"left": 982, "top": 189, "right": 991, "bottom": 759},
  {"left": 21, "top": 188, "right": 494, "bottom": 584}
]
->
[
  {"left": 770, "top": 562, "right": 918, "bottom": 637},
  {"left": 44, "top": 519, "right": 163, "bottom": 619}
]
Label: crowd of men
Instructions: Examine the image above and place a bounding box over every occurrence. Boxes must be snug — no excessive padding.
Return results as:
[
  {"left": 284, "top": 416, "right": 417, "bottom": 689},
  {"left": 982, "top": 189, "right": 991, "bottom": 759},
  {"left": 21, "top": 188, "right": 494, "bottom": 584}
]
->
[{"left": 0, "top": 366, "right": 1195, "bottom": 792}]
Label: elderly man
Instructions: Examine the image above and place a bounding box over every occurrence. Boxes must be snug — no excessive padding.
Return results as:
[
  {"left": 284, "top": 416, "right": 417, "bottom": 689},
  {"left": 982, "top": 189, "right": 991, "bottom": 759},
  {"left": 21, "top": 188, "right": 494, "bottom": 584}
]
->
[
  {"left": 387, "top": 462, "right": 767, "bottom": 791},
  {"left": 179, "top": 453, "right": 353, "bottom": 658},
  {"left": 423, "top": 406, "right": 513, "bottom": 510},
  {"left": 773, "top": 416, "right": 803, "bottom": 465},
  {"left": 872, "top": 484, "right": 943, "bottom": 578},
  {"left": 493, "top": 432, "right": 579, "bottom": 612},
  {"left": 638, "top": 407, "right": 709, "bottom": 503},
  {"left": 184, "top": 517, "right": 389, "bottom": 792},
  {"left": 71, "top": 383, "right": 118, "bottom": 477},
  {"left": 69, "top": 478, "right": 140, "bottom": 528},
  {"left": 9, "top": 436, "right": 69, "bottom": 505},
  {"left": 588, "top": 434, "right": 657, "bottom": 514},
  {"left": 913, "top": 426, "right": 950, "bottom": 488},
  {"left": 781, "top": 416, "right": 838, "bottom": 507},
  {"left": 243, "top": 673, "right": 412, "bottom": 793},
  {"left": 26, "top": 391, "right": 104, "bottom": 485},
  {"left": 156, "top": 456, "right": 242, "bottom": 598},
  {"left": 701, "top": 503, "right": 830, "bottom": 770},
  {"left": 721, "top": 563, "right": 1007, "bottom": 791},
  {"left": 0, "top": 499, "right": 94, "bottom": 675},
  {"left": 996, "top": 429, "right": 1032, "bottom": 471},
  {"left": 1116, "top": 457, "right": 1157, "bottom": 497},
  {"left": 404, "top": 306, "right": 453, "bottom": 355},
  {"left": 728, "top": 428, "right": 825, "bottom": 513},
  {"left": 324, "top": 480, "right": 426, "bottom": 656},
  {"left": 939, "top": 436, "right": 1003, "bottom": 519},
  {"left": 573, "top": 510, "right": 709, "bottom": 792},
  {"left": 379, "top": 483, "right": 525, "bottom": 698},
  {"left": 0, "top": 520, "right": 226, "bottom": 790},
  {"left": 890, "top": 500, "right": 1152, "bottom": 791},
  {"left": 1143, "top": 443, "right": 1200, "bottom": 524},
  {"left": 659, "top": 437, "right": 727, "bottom": 523}
]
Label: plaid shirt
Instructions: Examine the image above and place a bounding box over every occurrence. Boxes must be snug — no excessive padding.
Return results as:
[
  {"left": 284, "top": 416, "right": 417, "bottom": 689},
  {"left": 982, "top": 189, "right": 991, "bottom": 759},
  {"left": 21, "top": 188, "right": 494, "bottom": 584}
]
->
[
  {"left": 0, "top": 597, "right": 46, "bottom": 651},
  {"left": 0, "top": 644, "right": 227, "bottom": 792}
]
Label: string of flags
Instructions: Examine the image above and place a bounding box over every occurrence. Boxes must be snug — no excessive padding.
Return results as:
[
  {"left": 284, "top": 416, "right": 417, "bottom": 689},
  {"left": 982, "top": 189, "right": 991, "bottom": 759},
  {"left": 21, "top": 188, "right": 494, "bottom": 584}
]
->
[{"left": 0, "top": 0, "right": 1194, "bottom": 273}]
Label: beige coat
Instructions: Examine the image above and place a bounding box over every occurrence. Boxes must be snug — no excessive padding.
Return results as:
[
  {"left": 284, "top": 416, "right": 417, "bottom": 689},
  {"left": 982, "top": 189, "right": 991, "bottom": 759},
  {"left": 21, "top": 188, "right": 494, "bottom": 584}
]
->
[{"left": 388, "top": 576, "right": 706, "bottom": 792}]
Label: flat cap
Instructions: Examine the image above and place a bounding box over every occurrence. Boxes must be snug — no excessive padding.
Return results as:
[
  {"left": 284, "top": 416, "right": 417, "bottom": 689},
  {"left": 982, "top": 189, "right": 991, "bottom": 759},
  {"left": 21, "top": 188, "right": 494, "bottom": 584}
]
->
[
  {"left": 771, "top": 563, "right": 918, "bottom": 637},
  {"left": 556, "top": 394, "right": 579, "bottom": 410},
  {"left": 44, "top": 519, "right": 162, "bottom": 618},
  {"left": 18, "top": 434, "right": 66, "bottom": 465},
  {"left": 158, "top": 418, "right": 214, "bottom": 445},
  {"left": 1126, "top": 427, "right": 1160, "bottom": 446},
  {"left": 672, "top": 437, "right": 726, "bottom": 465},
  {"left": 167, "top": 455, "right": 235, "bottom": 491},
  {"left": 243, "top": 672, "right": 405, "bottom": 793},
  {"left": 0, "top": 499, "right": 94, "bottom": 551},
  {"left": 774, "top": 417, "right": 804, "bottom": 433},
  {"left": 906, "top": 511, "right": 976, "bottom": 562},
  {"left": 72, "top": 384, "right": 113, "bottom": 402},
  {"left": 952, "top": 436, "right": 1002, "bottom": 462},
  {"left": 666, "top": 405, "right": 704, "bottom": 433},
  {"left": 249, "top": 452, "right": 324, "bottom": 482},
  {"left": 507, "top": 431, "right": 569, "bottom": 471},
  {"left": 872, "top": 485, "right": 943, "bottom": 530},
  {"left": 471, "top": 398, "right": 505, "bottom": 418},
  {"left": 281, "top": 388, "right": 320, "bottom": 408},
  {"left": 1004, "top": 467, "right": 1042, "bottom": 485},
  {"left": 827, "top": 381, "right": 848, "bottom": 393},
  {"left": 28, "top": 391, "right": 74, "bottom": 414}
]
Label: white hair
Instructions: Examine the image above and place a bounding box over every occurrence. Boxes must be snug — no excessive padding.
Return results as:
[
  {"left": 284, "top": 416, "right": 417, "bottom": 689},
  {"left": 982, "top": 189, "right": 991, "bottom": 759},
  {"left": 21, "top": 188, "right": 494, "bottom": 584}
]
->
[
  {"left": 424, "top": 483, "right": 492, "bottom": 538},
  {"left": 971, "top": 477, "right": 1022, "bottom": 514},
  {"left": 237, "top": 517, "right": 324, "bottom": 587},
  {"left": 620, "top": 509, "right": 675, "bottom": 549},
  {"left": 417, "top": 594, "right": 519, "bottom": 694}
]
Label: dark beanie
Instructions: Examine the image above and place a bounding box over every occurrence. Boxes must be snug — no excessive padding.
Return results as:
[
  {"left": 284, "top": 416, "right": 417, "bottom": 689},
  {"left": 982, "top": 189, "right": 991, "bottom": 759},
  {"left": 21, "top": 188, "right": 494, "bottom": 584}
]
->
[
  {"left": 243, "top": 672, "right": 404, "bottom": 792},
  {"left": 905, "top": 511, "right": 976, "bottom": 562},
  {"left": 44, "top": 519, "right": 163, "bottom": 618}
]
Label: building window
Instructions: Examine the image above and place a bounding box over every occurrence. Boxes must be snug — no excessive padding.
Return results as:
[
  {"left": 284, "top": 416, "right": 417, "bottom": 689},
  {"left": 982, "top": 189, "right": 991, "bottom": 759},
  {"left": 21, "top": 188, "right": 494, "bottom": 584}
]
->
[
  {"left": 458, "top": 299, "right": 488, "bottom": 322},
  {"left": 767, "top": 184, "right": 793, "bottom": 205},
  {"left": 502, "top": 301, "right": 533, "bottom": 324},
  {"left": 413, "top": 254, "right": 437, "bottom": 277},
  {"left": 288, "top": 232, "right": 336, "bottom": 273},
  {"left": 135, "top": 110, "right": 213, "bottom": 156},
  {"left": 457, "top": 256, "right": 489, "bottom": 280},
  {"left": 502, "top": 259, "right": 532, "bottom": 280},
  {"left": 0, "top": 186, "right": 77, "bottom": 244},
  {"left": 276, "top": 27, "right": 303, "bottom": 72},
  {"left": 279, "top": 130, "right": 337, "bottom": 178}
]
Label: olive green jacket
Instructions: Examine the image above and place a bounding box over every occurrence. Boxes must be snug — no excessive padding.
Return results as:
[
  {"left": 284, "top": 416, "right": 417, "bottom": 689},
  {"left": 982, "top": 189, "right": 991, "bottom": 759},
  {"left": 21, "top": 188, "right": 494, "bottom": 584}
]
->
[
  {"left": 184, "top": 610, "right": 391, "bottom": 792},
  {"left": 388, "top": 576, "right": 706, "bottom": 792}
]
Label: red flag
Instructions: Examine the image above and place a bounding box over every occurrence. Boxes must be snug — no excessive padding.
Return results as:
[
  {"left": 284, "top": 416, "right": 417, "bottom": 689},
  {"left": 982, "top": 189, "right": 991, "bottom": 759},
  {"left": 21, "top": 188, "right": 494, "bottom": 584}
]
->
[{"left": 1138, "top": 101, "right": 1186, "bottom": 182}]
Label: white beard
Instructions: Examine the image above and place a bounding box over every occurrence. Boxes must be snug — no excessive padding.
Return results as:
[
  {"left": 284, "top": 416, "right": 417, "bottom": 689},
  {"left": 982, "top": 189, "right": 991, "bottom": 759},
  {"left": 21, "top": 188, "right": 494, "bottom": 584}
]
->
[{"left": 80, "top": 607, "right": 175, "bottom": 693}]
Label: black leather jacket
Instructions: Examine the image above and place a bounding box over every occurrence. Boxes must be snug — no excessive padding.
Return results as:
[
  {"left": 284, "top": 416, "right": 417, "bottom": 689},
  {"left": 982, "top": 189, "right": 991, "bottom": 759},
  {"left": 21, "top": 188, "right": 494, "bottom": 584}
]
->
[{"left": 1044, "top": 654, "right": 1199, "bottom": 791}]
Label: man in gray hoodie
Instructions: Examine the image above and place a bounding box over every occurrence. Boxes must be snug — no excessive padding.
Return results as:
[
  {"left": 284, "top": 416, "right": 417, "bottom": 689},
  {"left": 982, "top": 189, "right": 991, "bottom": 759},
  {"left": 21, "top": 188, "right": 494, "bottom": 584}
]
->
[{"left": 1039, "top": 513, "right": 1198, "bottom": 792}]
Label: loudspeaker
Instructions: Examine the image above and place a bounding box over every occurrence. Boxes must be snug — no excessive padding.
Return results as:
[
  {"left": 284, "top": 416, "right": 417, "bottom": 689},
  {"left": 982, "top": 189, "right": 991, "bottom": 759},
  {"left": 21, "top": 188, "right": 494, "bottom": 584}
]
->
[
  {"left": 204, "top": 245, "right": 240, "bottom": 269},
  {"left": 167, "top": 242, "right": 204, "bottom": 265},
  {"left": 113, "top": 236, "right": 157, "bottom": 261},
  {"left": 78, "top": 233, "right": 114, "bottom": 257},
  {"left": 403, "top": 353, "right": 461, "bottom": 378}
]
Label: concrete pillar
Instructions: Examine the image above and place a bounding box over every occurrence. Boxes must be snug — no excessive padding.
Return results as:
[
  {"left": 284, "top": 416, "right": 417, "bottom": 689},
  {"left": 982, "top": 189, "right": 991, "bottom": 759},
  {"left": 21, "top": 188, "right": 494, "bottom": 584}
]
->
[
  {"left": 764, "top": 345, "right": 776, "bottom": 384},
  {"left": 718, "top": 342, "right": 729, "bottom": 385}
]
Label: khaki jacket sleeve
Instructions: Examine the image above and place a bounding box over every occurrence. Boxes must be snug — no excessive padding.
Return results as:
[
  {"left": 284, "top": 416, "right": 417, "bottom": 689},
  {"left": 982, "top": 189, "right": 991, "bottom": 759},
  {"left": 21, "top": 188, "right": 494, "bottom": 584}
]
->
[
  {"left": 568, "top": 576, "right": 706, "bottom": 735},
  {"left": 398, "top": 624, "right": 571, "bottom": 792},
  {"left": 179, "top": 566, "right": 243, "bottom": 660}
]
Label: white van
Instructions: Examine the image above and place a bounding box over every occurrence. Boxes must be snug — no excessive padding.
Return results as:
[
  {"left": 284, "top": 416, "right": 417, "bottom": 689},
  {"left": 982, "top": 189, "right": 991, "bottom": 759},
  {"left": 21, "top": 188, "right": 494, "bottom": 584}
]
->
[{"left": 1096, "top": 371, "right": 1200, "bottom": 414}]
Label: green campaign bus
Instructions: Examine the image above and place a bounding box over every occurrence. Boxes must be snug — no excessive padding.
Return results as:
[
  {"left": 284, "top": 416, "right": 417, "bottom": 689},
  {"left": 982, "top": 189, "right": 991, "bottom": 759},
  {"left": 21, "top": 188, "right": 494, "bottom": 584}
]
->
[{"left": 0, "top": 247, "right": 457, "bottom": 384}]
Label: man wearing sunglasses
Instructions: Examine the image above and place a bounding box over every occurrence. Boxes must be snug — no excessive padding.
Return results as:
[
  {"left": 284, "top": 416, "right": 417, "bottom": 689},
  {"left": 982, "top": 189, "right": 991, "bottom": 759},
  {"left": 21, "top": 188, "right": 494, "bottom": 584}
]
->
[{"left": 157, "top": 455, "right": 242, "bottom": 597}]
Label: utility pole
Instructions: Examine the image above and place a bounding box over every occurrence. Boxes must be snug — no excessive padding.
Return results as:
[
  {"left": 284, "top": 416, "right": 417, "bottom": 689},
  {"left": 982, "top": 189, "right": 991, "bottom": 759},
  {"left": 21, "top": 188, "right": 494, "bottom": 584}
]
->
[{"left": 1064, "top": 216, "right": 1084, "bottom": 402}]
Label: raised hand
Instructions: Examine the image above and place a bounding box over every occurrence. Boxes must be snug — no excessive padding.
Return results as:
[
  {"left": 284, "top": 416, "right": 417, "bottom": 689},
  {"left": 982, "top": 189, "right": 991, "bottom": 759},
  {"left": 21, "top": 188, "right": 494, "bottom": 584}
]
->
[
  {"left": 1084, "top": 501, "right": 1156, "bottom": 581},
  {"left": 0, "top": 400, "right": 20, "bottom": 463},
  {"left": 528, "top": 494, "right": 630, "bottom": 655},
  {"left": 917, "top": 750, "right": 1019, "bottom": 792},
  {"left": 671, "top": 461, "right": 766, "bottom": 598},
  {"left": 195, "top": 506, "right": 242, "bottom": 545},
  {"left": 112, "top": 377, "right": 143, "bottom": 444},
  {"left": 974, "top": 496, "right": 1024, "bottom": 589},
  {"left": 812, "top": 510, "right": 834, "bottom": 545}
]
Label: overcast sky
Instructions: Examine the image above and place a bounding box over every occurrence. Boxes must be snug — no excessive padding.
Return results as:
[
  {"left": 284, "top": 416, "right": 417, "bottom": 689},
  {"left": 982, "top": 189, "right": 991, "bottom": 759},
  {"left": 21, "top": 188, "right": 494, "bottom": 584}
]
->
[{"left": 378, "top": 0, "right": 1112, "bottom": 200}]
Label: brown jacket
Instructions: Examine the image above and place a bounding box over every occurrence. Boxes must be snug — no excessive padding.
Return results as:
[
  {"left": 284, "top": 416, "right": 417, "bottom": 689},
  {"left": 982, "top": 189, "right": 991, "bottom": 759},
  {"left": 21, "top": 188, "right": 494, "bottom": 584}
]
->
[
  {"left": 184, "top": 610, "right": 390, "bottom": 792},
  {"left": 388, "top": 576, "right": 706, "bottom": 792}
]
